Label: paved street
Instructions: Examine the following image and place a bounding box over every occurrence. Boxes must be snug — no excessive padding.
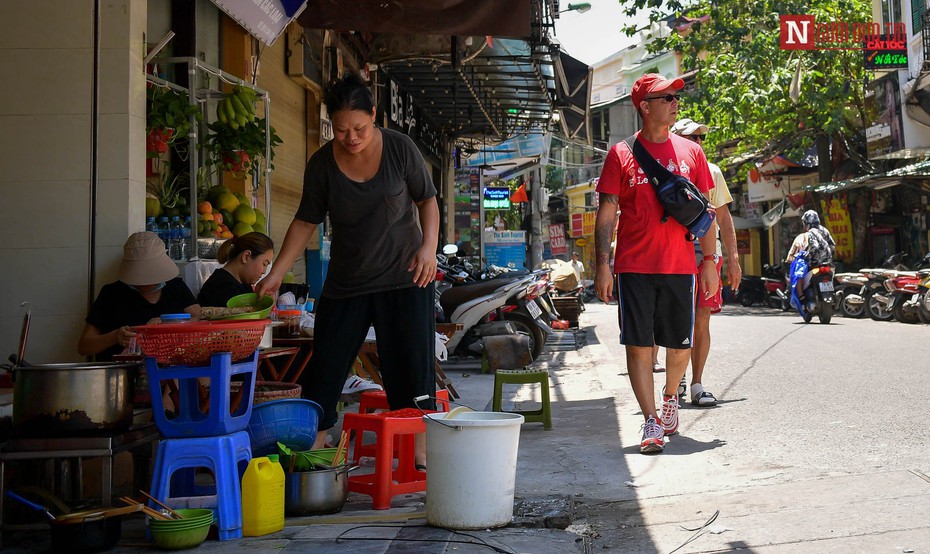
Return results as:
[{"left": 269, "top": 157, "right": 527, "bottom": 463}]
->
[{"left": 531, "top": 301, "right": 930, "bottom": 552}]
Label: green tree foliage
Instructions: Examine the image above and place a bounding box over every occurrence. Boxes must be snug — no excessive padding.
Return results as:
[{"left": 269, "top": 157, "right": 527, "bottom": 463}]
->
[{"left": 621, "top": 0, "right": 872, "bottom": 180}]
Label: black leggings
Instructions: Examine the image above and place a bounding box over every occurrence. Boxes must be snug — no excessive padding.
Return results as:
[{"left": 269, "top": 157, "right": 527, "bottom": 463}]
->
[{"left": 300, "top": 284, "right": 436, "bottom": 430}]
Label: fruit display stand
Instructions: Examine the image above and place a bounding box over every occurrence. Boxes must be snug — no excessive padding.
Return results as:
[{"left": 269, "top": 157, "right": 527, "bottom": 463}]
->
[{"left": 145, "top": 56, "right": 274, "bottom": 261}]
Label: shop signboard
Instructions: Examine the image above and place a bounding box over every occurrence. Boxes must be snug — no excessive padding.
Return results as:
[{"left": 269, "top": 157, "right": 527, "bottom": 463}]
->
[
  {"left": 483, "top": 187, "right": 511, "bottom": 210},
  {"left": 582, "top": 212, "right": 595, "bottom": 236},
  {"left": 866, "top": 72, "right": 905, "bottom": 159},
  {"left": 569, "top": 213, "right": 584, "bottom": 237},
  {"left": 747, "top": 171, "right": 789, "bottom": 202},
  {"left": 820, "top": 197, "right": 855, "bottom": 262},
  {"left": 211, "top": 0, "right": 307, "bottom": 46},
  {"left": 380, "top": 73, "right": 442, "bottom": 162},
  {"left": 549, "top": 224, "right": 567, "bottom": 255},
  {"left": 464, "top": 134, "right": 550, "bottom": 167},
  {"left": 484, "top": 231, "right": 526, "bottom": 268},
  {"left": 736, "top": 229, "right": 751, "bottom": 254}
]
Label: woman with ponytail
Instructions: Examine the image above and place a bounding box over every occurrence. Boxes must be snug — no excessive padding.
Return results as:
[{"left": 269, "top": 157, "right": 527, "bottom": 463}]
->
[{"left": 198, "top": 232, "right": 275, "bottom": 307}]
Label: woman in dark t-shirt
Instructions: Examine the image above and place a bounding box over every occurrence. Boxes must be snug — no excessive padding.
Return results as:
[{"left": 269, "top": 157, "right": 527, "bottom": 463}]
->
[
  {"left": 78, "top": 232, "right": 199, "bottom": 361},
  {"left": 198, "top": 232, "right": 274, "bottom": 307},
  {"left": 254, "top": 73, "right": 439, "bottom": 471}
]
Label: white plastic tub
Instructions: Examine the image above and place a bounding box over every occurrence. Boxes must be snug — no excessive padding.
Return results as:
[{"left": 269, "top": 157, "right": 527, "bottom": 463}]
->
[{"left": 423, "top": 411, "right": 524, "bottom": 529}]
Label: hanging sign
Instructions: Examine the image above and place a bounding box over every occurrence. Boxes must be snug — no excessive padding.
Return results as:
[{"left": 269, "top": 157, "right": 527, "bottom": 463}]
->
[
  {"left": 380, "top": 73, "right": 442, "bottom": 162},
  {"left": 549, "top": 224, "right": 567, "bottom": 255},
  {"left": 820, "top": 197, "right": 855, "bottom": 262},
  {"left": 210, "top": 0, "right": 307, "bottom": 46}
]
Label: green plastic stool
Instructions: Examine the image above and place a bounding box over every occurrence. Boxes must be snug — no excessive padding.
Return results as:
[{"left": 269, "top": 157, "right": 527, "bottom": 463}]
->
[{"left": 492, "top": 368, "right": 552, "bottom": 430}]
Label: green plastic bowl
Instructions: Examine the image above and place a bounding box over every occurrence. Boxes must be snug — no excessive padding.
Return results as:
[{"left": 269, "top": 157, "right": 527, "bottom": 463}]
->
[
  {"left": 148, "top": 508, "right": 213, "bottom": 529},
  {"left": 222, "top": 293, "right": 274, "bottom": 320},
  {"left": 150, "top": 520, "right": 211, "bottom": 550}
]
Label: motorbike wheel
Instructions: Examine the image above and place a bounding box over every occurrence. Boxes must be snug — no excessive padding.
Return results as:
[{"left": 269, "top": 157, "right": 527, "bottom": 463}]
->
[
  {"left": 738, "top": 291, "right": 755, "bottom": 307},
  {"left": 503, "top": 312, "right": 545, "bottom": 361},
  {"left": 918, "top": 291, "right": 930, "bottom": 324},
  {"left": 867, "top": 292, "right": 895, "bottom": 322},
  {"left": 840, "top": 294, "right": 866, "bottom": 319},
  {"left": 818, "top": 302, "right": 833, "bottom": 324},
  {"left": 892, "top": 302, "right": 920, "bottom": 324}
]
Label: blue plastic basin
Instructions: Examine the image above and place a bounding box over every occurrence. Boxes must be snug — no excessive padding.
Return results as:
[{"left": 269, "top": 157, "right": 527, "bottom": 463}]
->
[{"left": 246, "top": 399, "right": 323, "bottom": 456}]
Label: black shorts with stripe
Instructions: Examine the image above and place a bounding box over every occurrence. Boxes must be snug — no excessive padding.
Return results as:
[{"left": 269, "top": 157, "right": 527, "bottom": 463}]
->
[{"left": 615, "top": 273, "right": 696, "bottom": 348}]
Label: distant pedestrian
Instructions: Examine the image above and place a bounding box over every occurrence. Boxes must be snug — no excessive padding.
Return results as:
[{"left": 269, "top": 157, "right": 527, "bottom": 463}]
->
[
  {"left": 570, "top": 251, "right": 585, "bottom": 283},
  {"left": 670, "top": 118, "right": 741, "bottom": 407},
  {"left": 594, "top": 74, "right": 718, "bottom": 454}
]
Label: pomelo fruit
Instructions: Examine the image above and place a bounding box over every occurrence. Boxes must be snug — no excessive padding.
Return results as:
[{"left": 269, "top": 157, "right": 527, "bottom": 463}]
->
[
  {"left": 234, "top": 192, "right": 250, "bottom": 206},
  {"left": 216, "top": 192, "right": 240, "bottom": 212},
  {"left": 253, "top": 208, "right": 266, "bottom": 228},
  {"left": 206, "top": 185, "right": 230, "bottom": 204},
  {"left": 145, "top": 197, "right": 162, "bottom": 218},
  {"left": 233, "top": 204, "right": 256, "bottom": 226},
  {"left": 232, "top": 222, "right": 254, "bottom": 237},
  {"left": 219, "top": 209, "right": 235, "bottom": 226}
]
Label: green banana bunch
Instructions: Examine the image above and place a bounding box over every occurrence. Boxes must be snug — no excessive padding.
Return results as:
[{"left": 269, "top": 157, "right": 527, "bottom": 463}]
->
[{"left": 215, "top": 86, "right": 258, "bottom": 130}]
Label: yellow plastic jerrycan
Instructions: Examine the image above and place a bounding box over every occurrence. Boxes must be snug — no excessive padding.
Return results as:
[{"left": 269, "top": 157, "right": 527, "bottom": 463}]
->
[{"left": 241, "top": 454, "right": 285, "bottom": 536}]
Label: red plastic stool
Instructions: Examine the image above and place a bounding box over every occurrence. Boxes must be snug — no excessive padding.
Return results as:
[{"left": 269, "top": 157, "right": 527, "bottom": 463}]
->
[
  {"left": 342, "top": 408, "right": 433, "bottom": 509},
  {"left": 353, "top": 390, "right": 450, "bottom": 461},
  {"left": 357, "top": 389, "right": 451, "bottom": 414}
]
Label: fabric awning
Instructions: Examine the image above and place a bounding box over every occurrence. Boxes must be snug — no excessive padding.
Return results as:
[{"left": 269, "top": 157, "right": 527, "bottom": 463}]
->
[{"left": 298, "top": 0, "right": 532, "bottom": 37}]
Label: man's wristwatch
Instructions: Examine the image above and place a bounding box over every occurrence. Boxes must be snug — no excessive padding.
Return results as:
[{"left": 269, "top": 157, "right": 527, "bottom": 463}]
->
[{"left": 702, "top": 254, "right": 720, "bottom": 265}]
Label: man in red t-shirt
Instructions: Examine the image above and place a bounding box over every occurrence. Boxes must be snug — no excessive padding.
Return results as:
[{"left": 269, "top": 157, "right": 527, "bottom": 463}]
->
[{"left": 594, "top": 73, "right": 718, "bottom": 454}]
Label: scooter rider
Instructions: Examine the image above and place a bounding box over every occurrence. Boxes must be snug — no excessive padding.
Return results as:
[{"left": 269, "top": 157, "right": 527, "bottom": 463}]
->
[{"left": 785, "top": 210, "right": 835, "bottom": 313}]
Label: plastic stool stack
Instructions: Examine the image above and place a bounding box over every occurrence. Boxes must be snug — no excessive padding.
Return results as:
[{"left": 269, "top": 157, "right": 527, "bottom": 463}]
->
[
  {"left": 341, "top": 407, "right": 435, "bottom": 509},
  {"left": 146, "top": 351, "right": 258, "bottom": 541}
]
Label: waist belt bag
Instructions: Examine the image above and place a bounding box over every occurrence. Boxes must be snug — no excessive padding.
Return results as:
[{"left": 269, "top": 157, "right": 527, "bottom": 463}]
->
[{"left": 624, "top": 136, "right": 715, "bottom": 239}]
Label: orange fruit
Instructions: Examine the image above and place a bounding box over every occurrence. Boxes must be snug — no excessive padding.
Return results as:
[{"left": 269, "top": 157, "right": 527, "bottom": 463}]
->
[
  {"left": 197, "top": 201, "right": 213, "bottom": 215},
  {"left": 220, "top": 230, "right": 234, "bottom": 239},
  {"left": 213, "top": 212, "right": 224, "bottom": 224}
]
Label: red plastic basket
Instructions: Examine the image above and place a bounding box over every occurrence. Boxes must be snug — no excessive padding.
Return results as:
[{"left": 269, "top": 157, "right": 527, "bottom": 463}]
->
[{"left": 133, "top": 320, "right": 270, "bottom": 366}]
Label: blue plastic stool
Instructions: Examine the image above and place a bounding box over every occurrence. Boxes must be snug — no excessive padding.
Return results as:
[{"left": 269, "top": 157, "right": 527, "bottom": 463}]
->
[
  {"left": 146, "top": 351, "right": 258, "bottom": 438},
  {"left": 149, "top": 430, "right": 252, "bottom": 541}
]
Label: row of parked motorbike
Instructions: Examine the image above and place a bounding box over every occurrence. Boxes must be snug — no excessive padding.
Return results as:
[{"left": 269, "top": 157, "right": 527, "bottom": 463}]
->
[
  {"left": 736, "top": 252, "right": 930, "bottom": 324},
  {"left": 433, "top": 245, "right": 588, "bottom": 364}
]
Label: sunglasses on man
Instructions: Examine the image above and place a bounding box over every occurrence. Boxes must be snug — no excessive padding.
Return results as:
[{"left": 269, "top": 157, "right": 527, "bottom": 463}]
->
[
  {"left": 644, "top": 94, "right": 681, "bottom": 103},
  {"left": 688, "top": 134, "right": 706, "bottom": 142}
]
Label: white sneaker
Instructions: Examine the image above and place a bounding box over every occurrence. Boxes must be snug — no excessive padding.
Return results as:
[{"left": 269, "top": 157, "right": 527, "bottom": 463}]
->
[{"left": 342, "top": 375, "right": 383, "bottom": 395}]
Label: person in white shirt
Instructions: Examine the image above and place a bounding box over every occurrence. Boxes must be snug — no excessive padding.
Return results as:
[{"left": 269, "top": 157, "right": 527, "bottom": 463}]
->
[{"left": 570, "top": 252, "right": 585, "bottom": 283}]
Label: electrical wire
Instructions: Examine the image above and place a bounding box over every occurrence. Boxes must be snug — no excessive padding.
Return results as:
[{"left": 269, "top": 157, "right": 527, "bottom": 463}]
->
[
  {"left": 335, "top": 523, "right": 517, "bottom": 553},
  {"left": 666, "top": 509, "right": 720, "bottom": 554}
]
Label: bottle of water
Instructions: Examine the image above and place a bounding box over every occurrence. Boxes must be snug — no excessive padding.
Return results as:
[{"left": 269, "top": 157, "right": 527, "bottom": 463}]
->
[
  {"left": 158, "top": 216, "right": 171, "bottom": 248},
  {"left": 145, "top": 216, "right": 157, "bottom": 235},
  {"left": 169, "top": 216, "right": 182, "bottom": 260},
  {"left": 179, "top": 216, "right": 192, "bottom": 261}
]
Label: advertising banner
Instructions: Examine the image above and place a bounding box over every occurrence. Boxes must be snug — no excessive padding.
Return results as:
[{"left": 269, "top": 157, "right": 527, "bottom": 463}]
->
[
  {"left": 549, "top": 224, "right": 567, "bottom": 255},
  {"left": 484, "top": 231, "right": 526, "bottom": 268},
  {"left": 820, "top": 197, "right": 854, "bottom": 262},
  {"left": 211, "top": 0, "right": 306, "bottom": 46}
]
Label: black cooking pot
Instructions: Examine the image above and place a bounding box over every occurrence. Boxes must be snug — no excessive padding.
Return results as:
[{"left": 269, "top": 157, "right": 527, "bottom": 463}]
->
[
  {"left": 49, "top": 514, "right": 122, "bottom": 554},
  {"left": 7, "top": 491, "right": 125, "bottom": 553}
]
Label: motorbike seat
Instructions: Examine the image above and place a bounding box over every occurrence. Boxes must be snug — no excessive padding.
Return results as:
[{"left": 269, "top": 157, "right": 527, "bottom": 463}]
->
[{"left": 439, "top": 276, "right": 524, "bottom": 322}]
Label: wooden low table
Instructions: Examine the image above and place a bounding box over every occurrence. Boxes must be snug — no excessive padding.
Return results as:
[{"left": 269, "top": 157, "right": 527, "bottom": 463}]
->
[{"left": 269, "top": 336, "right": 314, "bottom": 384}]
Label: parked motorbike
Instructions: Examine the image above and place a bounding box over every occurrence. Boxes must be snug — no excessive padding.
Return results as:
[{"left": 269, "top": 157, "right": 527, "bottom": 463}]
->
[
  {"left": 833, "top": 272, "right": 868, "bottom": 318},
  {"left": 888, "top": 270, "right": 926, "bottom": 324},
  {"left": 917, "top": 270, "right": 930, "bottom": 324},
  {"left": 438, "top": 273, "right": 549, "bottom": 362},
  {"left": 863, "top": 252, "right": 930, "bottom": 322},
  {"left": 737, "top": 264, "right": 787, "bottom": 309}
]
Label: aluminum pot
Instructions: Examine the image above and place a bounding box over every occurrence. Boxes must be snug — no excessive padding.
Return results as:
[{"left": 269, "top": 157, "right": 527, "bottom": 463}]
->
[
  {"left": 13, "top": 362, "right": 136, "bottom": 435},
  {"left": 284, "top": 465, "right": 357, "bottom": 516}
]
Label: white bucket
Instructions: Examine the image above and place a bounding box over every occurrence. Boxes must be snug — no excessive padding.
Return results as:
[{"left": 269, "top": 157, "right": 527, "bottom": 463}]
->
[{"left": 423, "top": 411, "right": 524, "bottom": 529}]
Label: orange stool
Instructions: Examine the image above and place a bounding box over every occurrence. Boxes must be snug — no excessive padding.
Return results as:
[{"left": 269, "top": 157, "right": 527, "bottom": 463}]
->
[
  {"left": 357, "top": 389, "right": 451, "bottom": 414},
  {"left": 341, "top": 408, "right": 432, "bottom": 509}
]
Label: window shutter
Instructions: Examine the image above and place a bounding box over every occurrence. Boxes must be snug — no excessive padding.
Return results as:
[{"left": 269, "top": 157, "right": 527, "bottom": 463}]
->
[{"left": 914, "top": 0, "right": 927, "bottom": 32}]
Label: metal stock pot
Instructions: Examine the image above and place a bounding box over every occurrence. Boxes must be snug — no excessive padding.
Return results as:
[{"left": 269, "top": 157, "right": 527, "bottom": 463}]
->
[{"left": 12, "top": 362, "right": 136, "bottom": 435}]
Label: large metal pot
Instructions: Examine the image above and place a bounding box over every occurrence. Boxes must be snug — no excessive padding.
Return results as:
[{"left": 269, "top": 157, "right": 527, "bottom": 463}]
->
[
  {"left": 13, "top": 362, "right": 136, "bottom": 435},
  {"left": 284, "top": 466, "right": 357, "bottom": 516}
]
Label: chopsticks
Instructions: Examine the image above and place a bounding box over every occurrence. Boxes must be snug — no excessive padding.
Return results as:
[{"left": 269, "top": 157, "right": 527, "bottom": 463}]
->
[
  {"left": 119, "top": 496, "right": 171, "bottom": 521},
  {"left": 332, "top": 430, "right": 348, "bottom": 467},
  {"left": 139, "top": 490, "right": 185, "bottom": 520}
]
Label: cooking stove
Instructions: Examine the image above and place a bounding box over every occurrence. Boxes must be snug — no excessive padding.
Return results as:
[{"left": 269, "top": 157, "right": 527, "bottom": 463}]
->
[{"left": 0, "top": 418, "right": 159, "bottom": 537}]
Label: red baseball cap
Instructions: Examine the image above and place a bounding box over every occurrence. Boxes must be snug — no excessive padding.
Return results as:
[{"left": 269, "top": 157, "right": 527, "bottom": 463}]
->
[{"left": 631, "top": 73, "right": 685, "bottom": 107}]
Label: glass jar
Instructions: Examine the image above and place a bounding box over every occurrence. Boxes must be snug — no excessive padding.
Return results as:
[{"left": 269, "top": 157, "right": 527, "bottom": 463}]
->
[{"left": 276, "top": 310, "right": 302, "bottom": 338}]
